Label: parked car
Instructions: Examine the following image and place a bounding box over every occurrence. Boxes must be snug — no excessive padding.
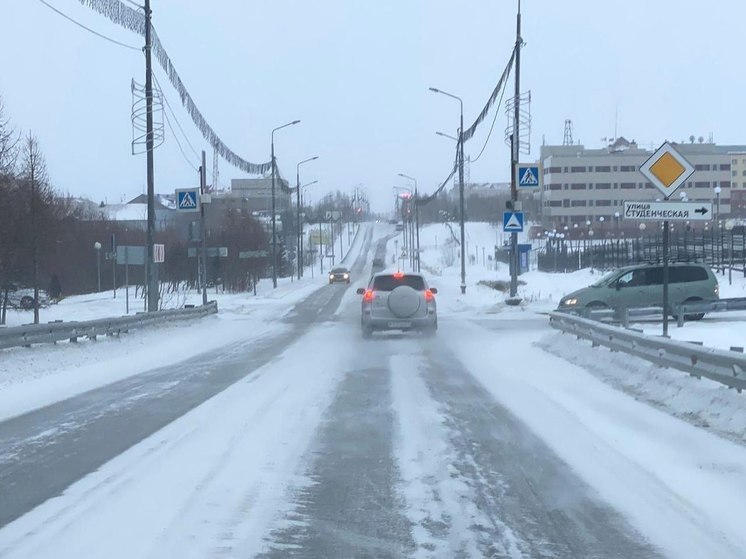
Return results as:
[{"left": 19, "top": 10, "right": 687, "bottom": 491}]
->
[
  {"left": 329, "top": 267, "right": 351, "bottom": 284},
  {"left": 372, "top": 257, "right": 384, "bottom": 268},
  {"left": 557, "top": 263, "right": 719, "bottom": 320},
  {"left": 357, "top": 272, "right": 437, "bottom": 337},
  {"left": 5, "top": 288, "right": 51, "bottom": 311}
]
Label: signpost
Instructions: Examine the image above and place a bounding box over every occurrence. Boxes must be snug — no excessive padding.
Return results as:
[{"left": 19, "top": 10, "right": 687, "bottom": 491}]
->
[
  {"left": 503, "top": 211, "right": 525, "bottom": 232},
  {"left": 116, "top": 246, "right": 147, "bottom": 314},
  {"left": 516, "top": 164, "right": 541, "bottom": 188},
  {"left": 638, "top": 142, "right": 696, "bottom": 337},
  {"left": 175, "top": 188, "right": 200, "bottom": 212},
  {"left": 623, "top": 200, "right": 712, "bottom": 221}
]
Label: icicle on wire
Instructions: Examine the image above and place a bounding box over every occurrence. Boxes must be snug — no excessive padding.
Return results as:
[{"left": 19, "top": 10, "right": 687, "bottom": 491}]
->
[{"left": 462, "top": 47, "right": 516, "bottom": 143}]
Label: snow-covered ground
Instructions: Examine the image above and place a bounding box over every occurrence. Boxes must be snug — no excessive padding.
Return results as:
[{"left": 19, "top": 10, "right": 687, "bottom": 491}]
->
[
  {"left": 403, "top": 221, "right": 746, "bottom": 349},
  {"left": 2, "top": 222, "right": 746, "bottom": 559},
  {"left": 0, "top": 223, "right": 369, "bottom": 423}
]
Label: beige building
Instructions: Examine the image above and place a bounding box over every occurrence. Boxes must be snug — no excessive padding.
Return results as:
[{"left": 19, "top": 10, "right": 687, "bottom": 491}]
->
[{"left": 538, "top": 137, "right": 744, "bottom": 228}]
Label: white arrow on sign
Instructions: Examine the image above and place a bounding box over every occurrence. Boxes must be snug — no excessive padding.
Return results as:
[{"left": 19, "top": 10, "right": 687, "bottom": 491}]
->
[{"left": 623, "top": 200, "right": 713, "bottom": 222}]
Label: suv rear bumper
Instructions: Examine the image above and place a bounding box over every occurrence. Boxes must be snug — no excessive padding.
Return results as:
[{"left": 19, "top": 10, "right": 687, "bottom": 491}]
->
[{"left": 362, "top": 314, "right": 437, "bottom": 331}]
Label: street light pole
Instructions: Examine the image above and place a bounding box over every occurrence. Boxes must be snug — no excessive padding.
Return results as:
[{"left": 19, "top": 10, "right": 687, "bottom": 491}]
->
[
  {"left": 509, "top": 0, "right": 522, "bottom": 299},
  {"left": 398, "top": 173, "right": 420, "bottom": 272},
  {"left": 94, "top": 242, "right": 102, "bottom": 292},
  {"left": 430, "top": 87, "right": 466, "bottom": 293},
  {"left": 301, "top": 180, "right": 318, "bottom": 278},
  {"left": 271, "top": 120, "right": 300, "bottom": 288},
  {"left": 144, "top": 0, "right": 158, "bottom": 312},
  {"left": 296, "top": 156, "right": 318, "bottom": 280}
]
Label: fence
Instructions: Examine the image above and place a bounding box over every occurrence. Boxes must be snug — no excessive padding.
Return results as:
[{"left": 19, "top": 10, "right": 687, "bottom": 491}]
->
[
  {"left": 537, "top": 227, "right": 746, "bottom": 274},
  {"left": 549, "top": 311, "right": 746, "bottom": 392},
  {"left": 0, "top": 301, "right": 218, "bottom": 351}
]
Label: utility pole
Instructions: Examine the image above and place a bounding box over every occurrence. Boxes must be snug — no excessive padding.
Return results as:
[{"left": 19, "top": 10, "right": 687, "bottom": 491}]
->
[
  {"left": 200, "top": 150, "right": 208, "bottom": 305},
  {"left": 271, "top": 140, "right": 277, "bottom": 288},
  {"left": 459, "top": 110, "right": 466, "bottom": 293},
  {"left": 144, "top": 0, "right": 158, "bottom": 312},
  {"left": 509, "top": 0, "right": 522, "bottom": 299},
  {"left": 30, "top": 151, "right": 39, "bottom": 324}
]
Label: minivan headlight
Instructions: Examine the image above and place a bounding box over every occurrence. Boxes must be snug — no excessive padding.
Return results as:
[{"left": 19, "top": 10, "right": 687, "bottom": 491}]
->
[{"left": 562, "top": 298, "right": 578, "bottom": 306}]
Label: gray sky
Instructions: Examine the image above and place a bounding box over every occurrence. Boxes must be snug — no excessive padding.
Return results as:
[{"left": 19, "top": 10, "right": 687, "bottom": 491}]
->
[{"left": 1, "top": 0, "right": 743, "bottom": 213}]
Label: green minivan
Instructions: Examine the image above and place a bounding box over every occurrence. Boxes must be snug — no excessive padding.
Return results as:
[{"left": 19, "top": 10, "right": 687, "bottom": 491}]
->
[{"left": 558, "top": 263, "right": 719, "bottom": 318}]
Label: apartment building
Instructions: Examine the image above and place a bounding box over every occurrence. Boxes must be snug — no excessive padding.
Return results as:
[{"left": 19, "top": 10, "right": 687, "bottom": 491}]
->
[{"left": 538, "top": 137, "right": 746, "bottom": 229}]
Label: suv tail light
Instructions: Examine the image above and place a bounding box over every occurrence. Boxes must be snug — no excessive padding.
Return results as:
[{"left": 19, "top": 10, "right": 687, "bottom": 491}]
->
[
  {"left": 363, "top": 289, "right": 374, "bottom": 302},
  {"left": 425, "top": 289, "right": 434, "bottom": 302}
]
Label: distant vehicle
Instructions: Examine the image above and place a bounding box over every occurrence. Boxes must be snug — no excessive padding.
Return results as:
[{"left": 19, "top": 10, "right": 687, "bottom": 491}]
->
[
  {"left": 357, "top": 271, "right": 437, "bottom": 338},
  {"left": 395, "top": 223, "right": 404, "bottom": 232},
  {"left": 5, "top": 288, "right": 51, "bottom": 310},
  {"left": 372, "top": 257, "right": 384, "bottom": 268},
  {"left": 558, "top": 263, "right": 719, "bottom": 320},
  {"left": 387, "top": 219, "right": 398, "bottom": 225},
  {"left": 328, "top": 267, "right": 351, "bottom": 284}
]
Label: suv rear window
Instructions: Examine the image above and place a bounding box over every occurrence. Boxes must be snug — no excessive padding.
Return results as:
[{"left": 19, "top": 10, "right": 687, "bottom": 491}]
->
[{"left": 372, "top": 275, "right": 425, "bottom": 291}]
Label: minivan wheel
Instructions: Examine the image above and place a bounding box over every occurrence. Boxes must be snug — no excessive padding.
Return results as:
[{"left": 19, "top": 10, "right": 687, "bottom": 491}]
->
[{"left": 683, "top": 298, "right": 705, "bottom": 321}]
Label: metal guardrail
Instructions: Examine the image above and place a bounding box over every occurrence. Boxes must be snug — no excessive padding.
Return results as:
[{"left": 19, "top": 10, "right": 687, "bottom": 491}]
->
[
  {"left": 567, "top": 297, "right": 746, "bottom": 328},
  {"left": 549, "top": 311, "right": 746, "bottom": 393},
  {"left": 0, "top": 301, "right": 218, "bottom": 351}
]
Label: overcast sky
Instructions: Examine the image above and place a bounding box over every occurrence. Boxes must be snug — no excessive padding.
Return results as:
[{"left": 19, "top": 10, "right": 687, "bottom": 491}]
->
[{"left": 1, "top": 0, "right": 744, "bottom": 212}]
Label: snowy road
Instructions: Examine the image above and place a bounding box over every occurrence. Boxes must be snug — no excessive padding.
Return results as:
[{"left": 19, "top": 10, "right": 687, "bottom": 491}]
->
[{"left": 1, "top": 224, "right": 746, "bottom": 558}]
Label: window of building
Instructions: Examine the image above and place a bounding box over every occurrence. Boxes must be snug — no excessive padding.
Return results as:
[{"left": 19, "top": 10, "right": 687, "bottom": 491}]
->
[
  {"left": 545, "top": 166, "right": 561, "bottom": 174},
  {"left": 733, "top": 159, "right": 738, "bottom": 166},
  {"left": 548, "top": 201, "right": 561, "bottom": 207},
  {"left": 595, "top": 182, "right": 611, "bottom": 189},
  {"left": 733, "top": 170, "right": 738, "bottom": 177},
  {"left": 742, "top": 170, "right": 746, "bottom": 176},
  {"left": 570, "top": 183, "right": 586, "bottom": 190},
  {"left": 570, "top": 166, "right": 586, "bottom": 173},
  {"left": 645, "top": 182, "right": 654, "bottom": 189},
  {"left": 595, "top": 165, "right": 611, "bottom": 173},
  {"left": 695, "top": 164, "right": 710, "bottom": 171},
  {"left": 548, "top": 183, "right": 562, "bottom": 190},
  {"left": 587, "top": 166, "right": 594, "bottom": 172},
  {"left": 595, "top": 200, "right": 612, "bottom": 206},
  {"left": 734, "top": 182, "right": 739, "bottom": 188},
  {"left": 571, "top": 200, "right": 587, "bottom": 207},
  {"left": 612, "top": 166, "right": 618, "bottom": 172},
  {"left": 722, "top": 181, "right": 731, "bottom": 188},
  {"left": 620, "top": 182, "right": 636, "bottom": 189},
  {"left": 562, "top": 199, "right": 570, "bottom": 208},
  {"left": 563, "top": 167, "right": 569, "bottom": 172},
  {"left": 563, "top": 184, "right": 569, "bottom": 190},
  {"left": 620, "top": 165, "right": 636, "bottom": 172},
  {"left": 694, "top": 181, "right": 710, "bottom": 188},
  {"left": 721, "top": 164, "right": 731, "bottom": 171}
]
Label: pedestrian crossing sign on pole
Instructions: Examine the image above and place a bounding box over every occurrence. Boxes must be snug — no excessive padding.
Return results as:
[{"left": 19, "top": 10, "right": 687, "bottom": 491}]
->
[
  {"left": 176, "top": 188, "right": 200, "bottom": 212},
  {"left": 517, "top": 164, "right": 541, "bottom": 188},
  {"left": 503, "top": 211, "right": 524, "bottom": 232}
]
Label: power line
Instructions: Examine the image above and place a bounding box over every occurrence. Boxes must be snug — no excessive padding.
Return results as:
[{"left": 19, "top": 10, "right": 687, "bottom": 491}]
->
[
  {"left": 163, "top": 108, "right": 199, "bottom": 172},
  {"left": 152, "top": 72, "right": 201, "bottom": 161},
  {"left": 37, "top": 0, "right": 140, "bottom": 51},
  {"left": 469, "top": 67, "right": 511, "bottom": 164}
]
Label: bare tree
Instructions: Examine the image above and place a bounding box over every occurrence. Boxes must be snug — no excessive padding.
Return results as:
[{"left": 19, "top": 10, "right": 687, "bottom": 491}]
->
[
  {"left": 20, "top": 132, "right": 49, "bottom": 324},
  {"left": 0, "top": 98, "right": 18, "bottom": 178}
]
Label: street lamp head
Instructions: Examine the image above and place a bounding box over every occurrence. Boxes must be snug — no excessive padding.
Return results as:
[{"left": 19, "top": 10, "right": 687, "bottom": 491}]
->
[
  {"left": 428, "top": 87, "right": 440, "bottom": 93},
  {"left": 291, "top": 120, "right": 301, "bottom": 125},
  {"left": 94, "top": 241, "right": 102, "bottom": 250},
  {"left": 714, "top": 186, "right": 722, "bottom": 194}
]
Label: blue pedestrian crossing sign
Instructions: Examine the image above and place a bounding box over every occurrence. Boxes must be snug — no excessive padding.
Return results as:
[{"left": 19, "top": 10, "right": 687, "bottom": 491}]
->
[
  {"left": 176, "top": 188, "right": 200, "bottom": 212},
  {"left": 517, "top": 164, "right": 541, "bottom": 188},
  {"left": 503, "top": 211, "right": 524, "bottom": 232}
]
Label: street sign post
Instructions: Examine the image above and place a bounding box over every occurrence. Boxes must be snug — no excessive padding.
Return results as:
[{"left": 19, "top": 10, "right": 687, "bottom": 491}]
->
[
  {"left": 623, "top": 201, "right": 713, "bottom": 222},
  {"left": 639, "top": 142, "right": 695, "bottom": 199},
  {"left": 175, "top": 188, "right": 200, "bottom": 212},
  {"left": 516, "top": 164, "right": 541, "bottom": 188},
  {"left": 638, "top": 142, "right": 696, "bottom": 338},
  {"left": 239, "top": 250, "right": 268, "bottom": 259},
  {"left": 503, "top": 211, "right": 524, "bottom": 232}
]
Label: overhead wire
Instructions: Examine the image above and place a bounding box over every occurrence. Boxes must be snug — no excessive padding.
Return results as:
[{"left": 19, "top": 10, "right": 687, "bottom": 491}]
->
[
  {"left": 162, "top": 107, "right": 199, "bottom": 172},
  {"left": 468, "top": 66, "right": 511, "bottom": 164},
  {"left": 37, "top": 0, "right": 141, "bottom": 51},
  {"left": 152, "top": 72, "right": 202, "bottom": 161}
]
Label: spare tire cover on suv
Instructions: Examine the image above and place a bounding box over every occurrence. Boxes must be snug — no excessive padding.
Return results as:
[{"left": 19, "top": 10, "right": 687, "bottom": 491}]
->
[{"left": 387, "top": 285, "right": 421, "bottom": 318}]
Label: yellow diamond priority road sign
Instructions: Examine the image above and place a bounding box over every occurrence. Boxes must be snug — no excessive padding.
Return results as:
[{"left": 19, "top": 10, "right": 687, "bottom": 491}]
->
[{"left": 639, "top": 142, "right": 694, "bottom": 199}]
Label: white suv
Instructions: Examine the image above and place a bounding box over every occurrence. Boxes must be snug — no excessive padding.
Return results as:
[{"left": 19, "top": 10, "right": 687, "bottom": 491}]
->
[{"left": 357, "top": 272, "right": 438, "bottom": 338}]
